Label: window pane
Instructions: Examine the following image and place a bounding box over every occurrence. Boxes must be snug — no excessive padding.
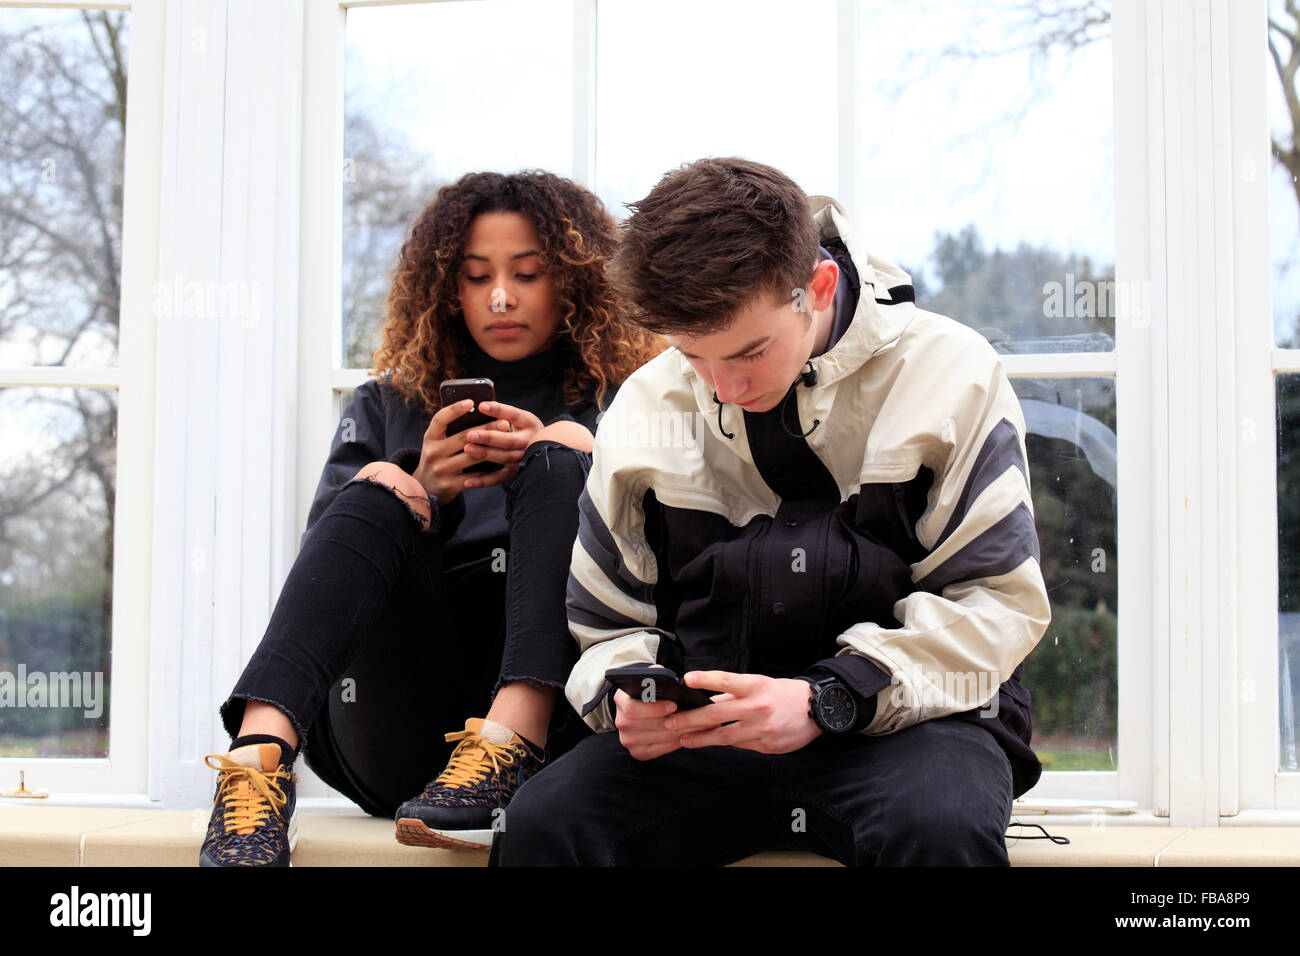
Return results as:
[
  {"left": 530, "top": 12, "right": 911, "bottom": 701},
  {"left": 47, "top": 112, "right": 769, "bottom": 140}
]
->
[
  {"left": 1014, "top": 375, "right": 1118, "bottom": 770},
  {"left": 1271, "top": 1, "right": 1300, "bottom": 348},
  {"left": 0, "top": 387, "right": 115, "bottom": 758},
  {"left": 595, "top": 0, "right": 838, "bottom": 219},
  {"left": 0, "top": 9, "right": 128, "bottom": 367},
  {"left": 863, "top": 1, "right": 1115, "bottom": 353},
  {"left": 342, "top": 0, "right": 576, "bottom": 367},
  {"left": 1278, "top": 373, "right": 1300, "bottom": 769}
]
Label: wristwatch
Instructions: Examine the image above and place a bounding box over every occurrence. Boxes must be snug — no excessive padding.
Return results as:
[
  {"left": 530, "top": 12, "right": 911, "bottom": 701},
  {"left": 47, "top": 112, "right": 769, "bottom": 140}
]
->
[{"left": 799, "top": 674, "right": 860, "bottom": 734}]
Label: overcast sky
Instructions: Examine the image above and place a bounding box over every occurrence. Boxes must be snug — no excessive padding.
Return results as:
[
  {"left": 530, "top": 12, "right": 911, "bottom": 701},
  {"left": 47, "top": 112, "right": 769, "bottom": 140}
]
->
[{"left": 345, "top": 0, "right": 1117, "bottom": 284}]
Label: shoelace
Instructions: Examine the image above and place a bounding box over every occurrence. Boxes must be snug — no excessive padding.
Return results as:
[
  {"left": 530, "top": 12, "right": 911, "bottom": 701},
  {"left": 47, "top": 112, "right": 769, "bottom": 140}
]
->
[
  {"left": 204, "top": 754, "right": 290, "bottom": 835},
  {"left": 433, "top": 731, "right": 523, "bottom": 789}
]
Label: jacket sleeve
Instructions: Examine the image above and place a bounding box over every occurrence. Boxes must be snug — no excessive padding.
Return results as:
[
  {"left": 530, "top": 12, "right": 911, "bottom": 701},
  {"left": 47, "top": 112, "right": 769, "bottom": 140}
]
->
[
  {"left": 302, "top": 380, "right": 389, "bottom": 547},
  {"left": 833, "top": 351, "right": 1052, "bottom": 735},
  {"left": 300, "top": 380, "right": 464, "bottom": 548},
  {"left": 563, "top": 416, "right": 673, "bottom": 733}
]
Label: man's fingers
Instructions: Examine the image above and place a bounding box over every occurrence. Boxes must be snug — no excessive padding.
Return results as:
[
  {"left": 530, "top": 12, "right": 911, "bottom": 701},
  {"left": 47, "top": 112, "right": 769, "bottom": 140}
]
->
[
  {"left": 614, "top": 689, "right": 678, "bottom": 722},
  {"left": 629, "top": 740, "right": 682, "bottom": 762},
  {"left": 683, "top": 669, "right": 754, "bottom": 696},
  {"left": 679, "top": 720, "right": 757, "bottom": 750},
  {"left": 663, "top": 698, "right": 739, "bottom": 733}
]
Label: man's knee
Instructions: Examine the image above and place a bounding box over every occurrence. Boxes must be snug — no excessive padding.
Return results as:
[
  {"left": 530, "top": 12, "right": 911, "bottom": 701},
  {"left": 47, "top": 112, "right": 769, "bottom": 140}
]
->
[
  {"left": 350, "top": 461, "right": 432, "bottom": 530},
  {"left": 493, "top": 767, "right": 586, "bottom": 866},
  {"left": 868, "top": 723, "right": 1012, "bottom": 865}
]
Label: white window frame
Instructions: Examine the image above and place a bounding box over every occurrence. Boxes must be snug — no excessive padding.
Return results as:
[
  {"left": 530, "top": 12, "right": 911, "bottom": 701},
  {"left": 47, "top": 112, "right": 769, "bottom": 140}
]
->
[
  {"left": 1238, "top": 0, "right": 1300, "bottom": 817},
  {"left": 17, "top": 0, "right": 1289, "bottom": 821},
  {"left": 0, "top": 0, "right": 163, "bottom": 800}
]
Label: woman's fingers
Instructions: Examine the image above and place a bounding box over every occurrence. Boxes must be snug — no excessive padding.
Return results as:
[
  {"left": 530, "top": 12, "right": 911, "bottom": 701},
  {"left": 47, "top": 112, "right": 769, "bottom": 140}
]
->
[
  {"left": 427, "top": 399, "right": 476, "bottom": 440},
  {"left": 464, "top": 421, "right": 530, "bottom": 460},
  {"left": 477, "top": 401, "right": 544, "bottom": 436}
]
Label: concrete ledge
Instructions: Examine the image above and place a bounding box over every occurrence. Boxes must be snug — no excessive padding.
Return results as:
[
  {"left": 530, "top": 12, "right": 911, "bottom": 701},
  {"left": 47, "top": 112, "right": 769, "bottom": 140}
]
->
[
  {"left": 1153, "top": 826, "right": 1300, "bottom": 866},
  {"left": 2, "top": 804, "right": 1298, "bottom": 866}
]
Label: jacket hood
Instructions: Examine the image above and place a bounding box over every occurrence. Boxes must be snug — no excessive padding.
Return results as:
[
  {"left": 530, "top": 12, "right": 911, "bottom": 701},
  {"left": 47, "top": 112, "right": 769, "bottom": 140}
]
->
[{"left": 804, "top": 195, "right": 917, "bottom": 386}]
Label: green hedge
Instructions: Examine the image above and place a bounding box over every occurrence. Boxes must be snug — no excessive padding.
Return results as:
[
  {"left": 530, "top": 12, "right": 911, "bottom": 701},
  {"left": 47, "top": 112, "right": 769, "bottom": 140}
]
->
[
  {"left": 1022, "top": 603, "right": 1117, "bottom": 749},
  {"left": 0, "top": 587, "right": 110, "bottom": 740}
]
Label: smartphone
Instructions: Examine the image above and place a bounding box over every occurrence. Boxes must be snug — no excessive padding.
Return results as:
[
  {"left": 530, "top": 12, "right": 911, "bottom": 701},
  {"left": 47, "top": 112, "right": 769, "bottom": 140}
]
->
[
  {"left": 604, "top": 664, "right": 717, "bottom": 711},
  {"left": 439, "top": 378, "right": 503, "bottom": 474}
]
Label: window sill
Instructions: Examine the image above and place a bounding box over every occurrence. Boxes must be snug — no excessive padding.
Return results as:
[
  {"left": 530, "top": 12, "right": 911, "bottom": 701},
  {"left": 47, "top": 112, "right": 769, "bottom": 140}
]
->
[{"left": 2, "top": 804, "right": 1299, "bottom": 866}]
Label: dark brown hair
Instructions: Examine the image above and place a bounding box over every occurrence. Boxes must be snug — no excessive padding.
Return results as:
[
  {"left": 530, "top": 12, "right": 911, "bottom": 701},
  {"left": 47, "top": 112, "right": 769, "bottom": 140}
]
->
[
  {"left": 609, "top": 157, "right": 821, "bottom": 335},
  {"left": 373, "top": 170, "right": 665, "bottom": 413}
]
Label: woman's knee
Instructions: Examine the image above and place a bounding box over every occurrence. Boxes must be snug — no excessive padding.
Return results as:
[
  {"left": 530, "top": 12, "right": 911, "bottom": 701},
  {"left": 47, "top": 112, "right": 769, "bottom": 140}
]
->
[
  {"left": 350, "top": 461, "right": 432, "bottom": 531},
  {"left": 530, "top": 420, "right": 593, "bottom": 454}
]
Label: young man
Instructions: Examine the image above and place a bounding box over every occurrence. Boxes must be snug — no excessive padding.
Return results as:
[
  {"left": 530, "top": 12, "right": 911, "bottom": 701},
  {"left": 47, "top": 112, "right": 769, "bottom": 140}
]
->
[{"left": 490, "top": 158, "right": 1051, "bottom": 866}]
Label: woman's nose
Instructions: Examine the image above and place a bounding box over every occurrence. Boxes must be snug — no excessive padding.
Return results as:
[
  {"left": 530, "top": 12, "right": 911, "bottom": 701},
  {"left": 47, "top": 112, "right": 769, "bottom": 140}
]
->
[{"left": 490, "top": 284, "right": 517, "bottom": 312}]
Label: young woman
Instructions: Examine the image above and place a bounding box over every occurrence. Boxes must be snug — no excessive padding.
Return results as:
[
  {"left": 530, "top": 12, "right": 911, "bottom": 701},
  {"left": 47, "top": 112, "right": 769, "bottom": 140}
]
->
[{"left": 199, "top": 171, "right": 663, "bottom": 866}]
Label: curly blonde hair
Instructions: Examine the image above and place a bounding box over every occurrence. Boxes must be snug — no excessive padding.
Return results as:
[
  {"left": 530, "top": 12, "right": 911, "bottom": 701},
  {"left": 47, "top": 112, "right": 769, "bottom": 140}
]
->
[{"left": 372, "top": 170, "right": 664, "bottom": 414}]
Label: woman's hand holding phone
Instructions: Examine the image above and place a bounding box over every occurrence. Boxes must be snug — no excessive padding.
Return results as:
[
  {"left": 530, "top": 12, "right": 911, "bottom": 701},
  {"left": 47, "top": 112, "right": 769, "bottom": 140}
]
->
[
  {"left": 456, "top": 400, "right": 544, "bottom": 488},
  {"left": 413, "top": 399, "right": 546, "bottom": 502},
  {"left": 412, "top": 399, "right": 486, "bottom": 503}
]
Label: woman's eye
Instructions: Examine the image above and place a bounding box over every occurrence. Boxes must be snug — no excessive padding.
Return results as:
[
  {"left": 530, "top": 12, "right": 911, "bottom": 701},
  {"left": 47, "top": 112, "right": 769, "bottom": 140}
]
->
[
  {"left": 516, "top": 272, "right": 539, "bottom": 281},
  {"left": 464, "top": 275, "right": 490, "bottom": 284}
]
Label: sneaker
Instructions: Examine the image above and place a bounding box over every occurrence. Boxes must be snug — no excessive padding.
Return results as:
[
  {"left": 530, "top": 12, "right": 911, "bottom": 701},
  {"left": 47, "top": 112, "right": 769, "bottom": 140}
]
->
[
  {"left": 394, "top": 717, "right": 544, "bottom": 850},
  {"left": 198, "top": 742, "right": 298, "bottom": 867}
]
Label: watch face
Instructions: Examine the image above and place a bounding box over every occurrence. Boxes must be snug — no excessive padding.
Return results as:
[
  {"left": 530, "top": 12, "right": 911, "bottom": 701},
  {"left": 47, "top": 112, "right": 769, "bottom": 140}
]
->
[{"left": 816, "top": 685, "right": 856, "bottom": 733}]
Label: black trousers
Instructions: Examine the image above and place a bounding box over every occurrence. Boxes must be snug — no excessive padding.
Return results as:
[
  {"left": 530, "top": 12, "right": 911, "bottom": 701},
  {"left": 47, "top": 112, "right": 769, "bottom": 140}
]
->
[
  {"left": 220, "top": 441, "right": 593, "bottom": 817},
  {"left": 489, "top": 716, "right": 1014, "bottom": 866}
]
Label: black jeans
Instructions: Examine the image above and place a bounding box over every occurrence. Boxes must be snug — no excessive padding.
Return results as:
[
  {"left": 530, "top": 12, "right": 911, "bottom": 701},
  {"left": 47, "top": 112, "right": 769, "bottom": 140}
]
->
[
  {"left": 489, "top": 717, "right": 1014, "bottom": 866},
  {"left": 220, "top": 440, "right": 593, "bottom": 817}
]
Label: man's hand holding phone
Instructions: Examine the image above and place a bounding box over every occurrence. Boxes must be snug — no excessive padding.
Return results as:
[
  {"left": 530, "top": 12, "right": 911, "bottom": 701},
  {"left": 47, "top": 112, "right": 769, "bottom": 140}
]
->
[
  {"left": 612, "top": 669, "right": 688, "bottom": 762},
  {"left": 612, "top": 667, "right": 822, "bottom": 760},
  {"left": 609, "top": 664, "right": 715, "bottom": 762},
  {"left": 665, "top": 671, "right": 822, "bottom": 756}
]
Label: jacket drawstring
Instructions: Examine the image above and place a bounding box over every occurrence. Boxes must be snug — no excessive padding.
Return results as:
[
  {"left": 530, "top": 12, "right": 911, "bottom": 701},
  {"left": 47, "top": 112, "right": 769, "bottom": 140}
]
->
[
  {"left": 781, "top": 360, "right": 821, "bottom": 438},
  {"left": 713, "top": 392, "right": 735, "bottom": 440},
  {"left": 714, "top": 359, "right": 822, "bottom": 441}
]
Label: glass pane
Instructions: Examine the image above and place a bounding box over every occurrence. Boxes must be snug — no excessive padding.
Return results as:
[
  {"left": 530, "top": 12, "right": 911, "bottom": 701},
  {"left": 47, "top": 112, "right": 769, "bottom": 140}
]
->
[
  {"left": 1015, "top": 376, "right": 1118, "bottom": 770},
  {"left": 861, "top": 1, "right": 1115, "bottom": 353},
  {"left": 1271, "top": 0, "right": 1300, "bottom": 348},
  {"left": 1278, "top": 374, "right": 1300, "bottom": 769},
  {"left": 595, "top": 0, "right": 838, "bottom": 219},
  {"left": 342, "top": 0, "right": 576, "bottom": 368},
  {"left": 0, "top": 387, "right": 115, "bottom": 757},
  {"left": 0, "top": 9, "right": 128, "bottom": 367}
]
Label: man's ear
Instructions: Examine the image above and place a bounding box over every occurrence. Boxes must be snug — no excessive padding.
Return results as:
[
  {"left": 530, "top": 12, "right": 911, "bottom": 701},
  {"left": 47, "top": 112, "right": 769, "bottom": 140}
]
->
[{"left": 807, "top": 259, "right": 839, "bottom": 313}]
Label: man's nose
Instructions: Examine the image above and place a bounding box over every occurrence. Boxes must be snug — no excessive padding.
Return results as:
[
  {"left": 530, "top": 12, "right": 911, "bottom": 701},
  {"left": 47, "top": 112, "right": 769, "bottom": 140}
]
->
[{"left": 712, "top": 365, "right": 746, "bottom": 404}]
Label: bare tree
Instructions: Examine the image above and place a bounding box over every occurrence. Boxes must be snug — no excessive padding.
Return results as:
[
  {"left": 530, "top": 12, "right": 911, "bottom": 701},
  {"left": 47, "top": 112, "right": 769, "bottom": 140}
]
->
[
  {"left": 342, "top": 106, "right": 440, "bottom": 369},
  {"left": 0, "top": 11, "right": 126, "bottom": 601},
  {"left": 1270, "top": 0, "right": 1300, "bottom": 214}
]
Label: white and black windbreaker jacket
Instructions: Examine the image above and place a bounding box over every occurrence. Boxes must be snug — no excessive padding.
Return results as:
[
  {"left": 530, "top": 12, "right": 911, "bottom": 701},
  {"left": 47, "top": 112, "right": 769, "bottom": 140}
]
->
[{"left": 564, "top": 196, "right": 1052, "bottom": 797}]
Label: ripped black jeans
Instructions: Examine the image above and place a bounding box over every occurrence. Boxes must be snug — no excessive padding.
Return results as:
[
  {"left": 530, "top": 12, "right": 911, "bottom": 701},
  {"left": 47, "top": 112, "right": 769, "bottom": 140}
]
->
[{"left": 219, "top": 440, "right": 593, "bottom": 817}]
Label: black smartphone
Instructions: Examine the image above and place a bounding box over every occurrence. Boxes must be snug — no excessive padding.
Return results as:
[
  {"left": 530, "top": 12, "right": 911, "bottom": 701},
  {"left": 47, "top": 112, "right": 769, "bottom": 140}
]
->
[
  {"left": 604, "top": 664, "right": 717, "bottom": 711},
  {"left": 439, "top": 378, "right": 503, "bottom": 474}
]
